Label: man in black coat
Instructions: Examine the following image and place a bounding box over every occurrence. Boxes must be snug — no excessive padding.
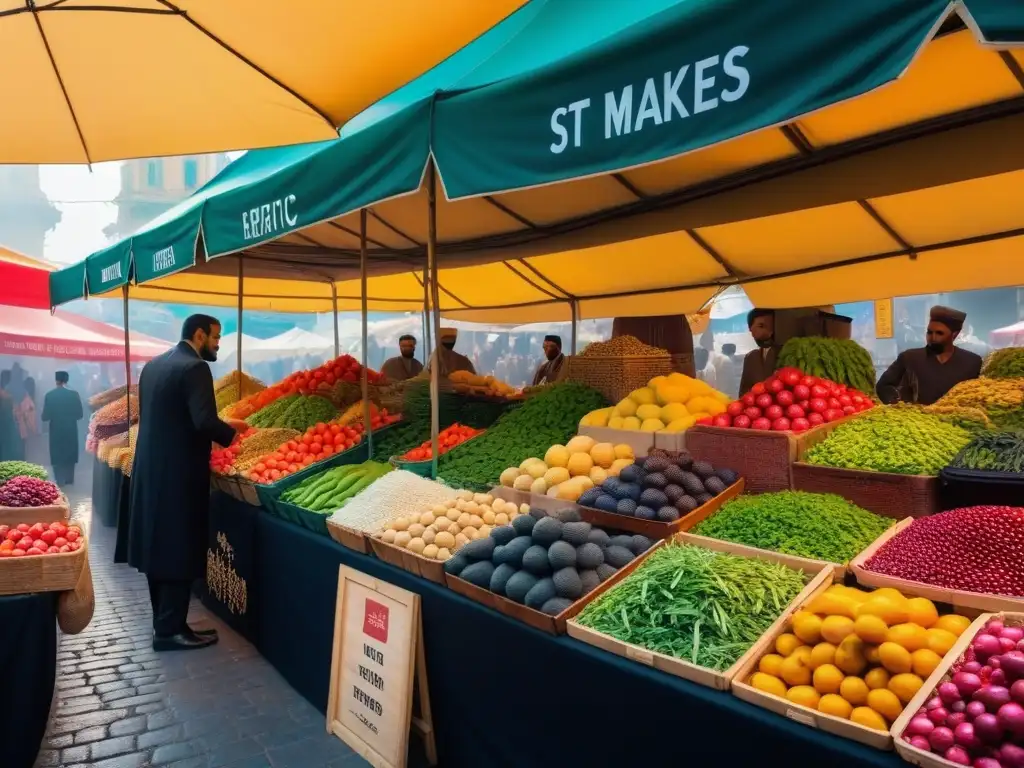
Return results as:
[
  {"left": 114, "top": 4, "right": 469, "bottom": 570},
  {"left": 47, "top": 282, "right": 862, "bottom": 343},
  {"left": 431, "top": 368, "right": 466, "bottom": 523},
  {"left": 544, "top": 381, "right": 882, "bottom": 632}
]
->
[
  {"left": 129, "top": 315, "right": 246, "bottom": 651},
  {"left": 41, "top": 371, "right": 84, "bottom": 485}
]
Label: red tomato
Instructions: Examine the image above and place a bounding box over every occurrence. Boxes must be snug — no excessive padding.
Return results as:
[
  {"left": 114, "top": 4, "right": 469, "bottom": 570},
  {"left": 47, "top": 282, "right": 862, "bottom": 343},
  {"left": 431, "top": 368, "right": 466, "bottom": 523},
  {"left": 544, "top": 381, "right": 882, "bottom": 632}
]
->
[
  {"left": 40, "top": 530, "right": 57, "bottom": 544},
  {"left": 59, "top": 545, "right": 70, "bottom": 553},
  {"left": 0, "top": 525, "right": 8, "bottom": 538},
  {"left": 751, "top": 382, "right": 766, "bottom": 396},
  {"left": 16, "top": 538, "right": 31, "bottom": 551},
  {"left": 310, "top": 442, "right": 323, "bottom": 455},
  {"left": 712, "top": 414, "right": 732, "bottom": 428},
  {"left": 765, "top": 405, "right": 784, "bottom": 421},
  {"left": 743, "top": 406, "right": 761, "bottom": 421},
  {"left": 26, "top": 547, "right": 43, "bottom": 556},
  {"left": 791, "top": 417, "right": 810, "bottom": 433},
  {"left": 809, "top": 398, "right": 829, "bottom": 414},
  {"left": 0, "top": 551, "right": 11, "bottom": 558},
  {"left": 16, "top": 523, "right": 30, "bottom": 533},
  {"left": 68, "top": 542, "right": 81, "bottom": 552},
  {"left": 775, "top": 390, "right": 794, "bottom": 407},
  {"left": 47, "top": 546, "right": 61, "bottom": 555},
  {"left": 6, "top": 530, "right": 23, "bottom": 542},
  {"left": 732, "top": 414, "right": 751, "bottom": 429},
  {"left": 755, "top": 393, "right": 773, "bottom": 409},
  {"left": 322, "top": 445, "right": 334, "bottom": 457},
  {"left": 10, "top": 549, "right": 25, "bottom": 557},
  {"left": 66, "top": 530, "right": 80, "bottom": 543},
  {"left": 779, "top": 368, "right": 803, "bottom": 388},
  {"left": 751, "top": 417, "right": 772, "bottom": 431},
  {"left": 766, "top": 378, "right": 785, "bottom": 394},
  {"left": 793, "top": 384, "right": 811, "bottom": 400},
  {"left": 53, "top": 537, "right": 67, "bottom": 548},
  {"left": 725, "top": 401, "right": 744, "bottom": 417},
  {"left": 824, "top": 409, "right": 844, "bottom": 422},
  {"left": 786, "top": 405, "right": 806, "bottom": 420},
  {"left": 842, "top": 405, "right": 856, "bottom": 415},
  {"left": 772, "top": 417, "right": 791, "bottom": 431},
  {"left": 0, "top": 540, "right": 13, "bottom": 551}
]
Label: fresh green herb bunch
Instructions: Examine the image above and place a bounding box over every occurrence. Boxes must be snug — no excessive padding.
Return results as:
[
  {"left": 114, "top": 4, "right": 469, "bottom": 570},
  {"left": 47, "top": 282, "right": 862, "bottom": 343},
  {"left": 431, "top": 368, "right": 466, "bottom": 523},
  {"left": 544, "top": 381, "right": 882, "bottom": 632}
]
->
[
  {"left": 777, "top": 337, "right": 876, "bottom": 396},
  {"left": 0, "top": 461, "right": 48, "bottom": 485},
  {"left": 982, "top": 348, "right": 1024, "bottom": 379},
  {"left": 804, "top": 406, "right": 970, "bottom": 475},
  {"left": 692, "top": 491, "right": 893, "bottom": 563},
  {"left": 370, "top": 420, "right": 431, "bottom": 462},
  {"left": 950, "top": 431, "right": 1024, "bottom": 473},
  {"left": 438, "top": 382, "right": 607, "bottom": 491},
  {"left": 575, "top": 542, "right": 805, "bottom": 671},
  {"left": 246, "top": 394, "right": 302, "bottom": 427}
]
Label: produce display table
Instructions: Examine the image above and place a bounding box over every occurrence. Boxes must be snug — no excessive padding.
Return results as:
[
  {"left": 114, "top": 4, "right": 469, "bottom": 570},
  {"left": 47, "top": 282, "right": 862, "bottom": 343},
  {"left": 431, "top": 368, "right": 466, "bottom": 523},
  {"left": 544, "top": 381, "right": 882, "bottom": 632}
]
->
[
  {"left": 0, "top": 591, "right": 58, "bottom": 768},
  {"left": 91, "top": 458, "right": 128, "bottom": 531},
  {"left": 209, "top": 492, "right": 903, "bottom": 768}
]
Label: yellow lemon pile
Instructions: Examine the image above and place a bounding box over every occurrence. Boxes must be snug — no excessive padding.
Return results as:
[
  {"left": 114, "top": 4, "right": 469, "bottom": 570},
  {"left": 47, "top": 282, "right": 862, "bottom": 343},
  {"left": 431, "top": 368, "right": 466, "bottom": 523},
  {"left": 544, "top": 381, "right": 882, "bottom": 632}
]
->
[
  {"left": 498, "top": 435, "right": 634, "bottom": 501},
  {"left": 748, "top": 584, "right": 971, "bottom": 731},
  {"left": 579, "top": 373, "right": 730, "bottom": 434}
]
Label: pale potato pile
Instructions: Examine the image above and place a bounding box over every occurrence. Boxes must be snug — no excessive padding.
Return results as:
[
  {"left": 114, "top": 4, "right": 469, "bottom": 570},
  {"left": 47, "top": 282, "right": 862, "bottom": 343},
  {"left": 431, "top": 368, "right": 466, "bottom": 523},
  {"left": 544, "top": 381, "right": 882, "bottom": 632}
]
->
[{"left": 378, "top": 489, "right": 529, "bottom": 562}]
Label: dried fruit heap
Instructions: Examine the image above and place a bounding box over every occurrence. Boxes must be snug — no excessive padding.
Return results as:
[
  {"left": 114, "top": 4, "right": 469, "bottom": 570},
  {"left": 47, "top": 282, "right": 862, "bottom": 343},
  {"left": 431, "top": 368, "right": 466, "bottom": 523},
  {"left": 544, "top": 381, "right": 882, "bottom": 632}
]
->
[
  {"left": 0, "top": 476, "right": 60, "bottom": 507},
  {"left": 578, "top": 335, "right": 666, "bottom": 358},
  {"left": 864, "top": 506, "right": 1024, "bottom": 596},
  {"left": 981, "top": 347, "right": 1024, "bottom": 379},
  {"left": 934, "top": 377, "right": 1024, "bottom": 430}
]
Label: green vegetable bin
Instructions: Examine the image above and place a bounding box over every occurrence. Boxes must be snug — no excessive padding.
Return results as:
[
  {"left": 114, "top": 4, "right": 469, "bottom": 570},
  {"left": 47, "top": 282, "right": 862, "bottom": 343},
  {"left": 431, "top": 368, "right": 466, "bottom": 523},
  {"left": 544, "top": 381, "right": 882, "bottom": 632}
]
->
[
  {"left": 255, "top": 442, "right": 370, "bottom": 533},
  {"left": 389, "top": 431, "right": 485, "bottom": 479}
]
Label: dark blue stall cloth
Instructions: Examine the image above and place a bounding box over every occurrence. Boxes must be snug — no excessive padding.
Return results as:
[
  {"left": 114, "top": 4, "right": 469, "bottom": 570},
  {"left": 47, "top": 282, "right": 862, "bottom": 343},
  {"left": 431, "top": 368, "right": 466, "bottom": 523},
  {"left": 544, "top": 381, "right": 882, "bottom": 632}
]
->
[
  {"left": 91, "top": 457, "right": 128, "bottom": 531},
  {"left": 205, "top": 493, "right": 904, "bottom": 768},
  {"left": 0, "top": 592, "right": 58, "bottom": 768}
]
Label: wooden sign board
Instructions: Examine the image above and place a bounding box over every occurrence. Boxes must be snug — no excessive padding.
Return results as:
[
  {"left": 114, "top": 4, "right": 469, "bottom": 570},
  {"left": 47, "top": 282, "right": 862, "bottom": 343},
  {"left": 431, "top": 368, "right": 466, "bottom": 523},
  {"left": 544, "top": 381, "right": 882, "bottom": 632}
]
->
[
  {"left": 327, "top": 566, "right": 436, "bottom": 768},
  {"left": 874, "top": 298, "right": 894, "bottom": 339}
]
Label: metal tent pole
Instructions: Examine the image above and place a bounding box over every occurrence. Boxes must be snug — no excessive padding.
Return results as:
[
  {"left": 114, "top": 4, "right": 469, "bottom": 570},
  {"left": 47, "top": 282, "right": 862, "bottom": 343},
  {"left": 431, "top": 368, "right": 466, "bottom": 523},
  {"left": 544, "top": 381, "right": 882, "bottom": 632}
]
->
[
  {"left": 426, "top": 161, "right": 442, "bottom": 479},
  {"left": 122, "top": 284, "right": 132, "bottom": 433},
  {"left": 236, "top": 256, "right": 244, "bottom": 380},
  {"left": 570, "top": 300, "right": 579, "bottom": 355},
  {"left": 359, "top": 210, "right": 373, "bottom": 456},
  {"left": 422, "top": 263, "right": 432, "bottom": 361},
  {"left": 330, "top": 280, "right": 340, "bottom": 357}
]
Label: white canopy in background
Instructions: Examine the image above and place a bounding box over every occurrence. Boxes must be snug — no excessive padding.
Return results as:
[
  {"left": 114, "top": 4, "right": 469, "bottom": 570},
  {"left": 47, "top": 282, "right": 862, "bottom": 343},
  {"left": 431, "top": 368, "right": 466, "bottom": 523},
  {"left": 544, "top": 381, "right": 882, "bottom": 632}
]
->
[
  {"left": 217, "top": 332, "right": 261, "bottom": 363},
  {"left": 245, "top": 327, "right": 335, "bottom": 364}
]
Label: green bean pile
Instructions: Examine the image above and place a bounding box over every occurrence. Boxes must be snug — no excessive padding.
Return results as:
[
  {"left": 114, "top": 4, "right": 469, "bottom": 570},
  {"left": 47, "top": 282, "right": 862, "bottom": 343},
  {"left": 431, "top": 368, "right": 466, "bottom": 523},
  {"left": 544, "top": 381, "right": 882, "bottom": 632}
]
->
[
  {"left": 950, "top": 431, "right": 1024, "bottom": 473},
  {"left": 575, "top": 542, "right": 805, "bottom": 671},
  {"left": 692, "top": 491, "right": 893, "bottom": 563}
]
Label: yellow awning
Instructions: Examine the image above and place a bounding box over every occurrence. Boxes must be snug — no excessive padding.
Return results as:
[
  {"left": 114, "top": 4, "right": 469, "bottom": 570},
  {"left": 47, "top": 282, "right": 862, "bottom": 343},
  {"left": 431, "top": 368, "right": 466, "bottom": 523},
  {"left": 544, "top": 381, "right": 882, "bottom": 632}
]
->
[
  {"left": 93, "top": 28, "right": 1024, "bottom": 320},
  {"left": 0, "top": 0, "right": 526, "bottom": 162}
]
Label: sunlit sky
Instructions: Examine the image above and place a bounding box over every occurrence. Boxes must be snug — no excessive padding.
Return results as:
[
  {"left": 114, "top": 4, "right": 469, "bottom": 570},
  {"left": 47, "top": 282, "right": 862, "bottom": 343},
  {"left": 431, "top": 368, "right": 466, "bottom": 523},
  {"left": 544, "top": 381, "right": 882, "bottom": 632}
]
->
[{"left": 39, "top": 162, "right": 121, "bottom": 265}]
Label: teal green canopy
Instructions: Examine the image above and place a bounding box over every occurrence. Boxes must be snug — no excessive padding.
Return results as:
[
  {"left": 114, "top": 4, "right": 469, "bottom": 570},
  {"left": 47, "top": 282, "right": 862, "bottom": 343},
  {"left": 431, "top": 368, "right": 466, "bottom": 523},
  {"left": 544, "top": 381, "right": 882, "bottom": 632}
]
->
[{"left": 50, "top": 0, "right": 1024, "bottom": 309}]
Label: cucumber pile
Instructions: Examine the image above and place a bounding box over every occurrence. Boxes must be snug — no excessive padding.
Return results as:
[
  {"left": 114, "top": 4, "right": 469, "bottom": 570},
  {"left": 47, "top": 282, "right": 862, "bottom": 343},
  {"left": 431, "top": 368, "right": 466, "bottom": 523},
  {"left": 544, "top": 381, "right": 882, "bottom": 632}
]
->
[{"left": 281, "top": 460, "right": 392, "bottom": 513}]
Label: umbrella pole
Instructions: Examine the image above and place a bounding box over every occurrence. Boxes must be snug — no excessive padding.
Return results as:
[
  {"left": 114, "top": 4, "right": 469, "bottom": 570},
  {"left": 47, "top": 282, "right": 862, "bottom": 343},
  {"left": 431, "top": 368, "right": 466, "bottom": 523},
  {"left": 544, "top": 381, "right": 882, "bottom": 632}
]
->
[
  {"left": 422, "top": 262, "right": 431, "bottom": 361},
  {"left": 330, "top": 281, "right": 340, "bottom": 357},
  {"left": 236, "top": 256, "right": 244, "bottom": 382},
  {"left": 359, "top": 210, "right": 373, "bottom": 457},
  {"left": 570, "top": 299, "right": 579, "bottom": 355},
  {"left": 426, "top": 161, "right": 441, "bottom": 479},
  {"left": 122, "top": 284, "right": 131, "bottom": 434}
]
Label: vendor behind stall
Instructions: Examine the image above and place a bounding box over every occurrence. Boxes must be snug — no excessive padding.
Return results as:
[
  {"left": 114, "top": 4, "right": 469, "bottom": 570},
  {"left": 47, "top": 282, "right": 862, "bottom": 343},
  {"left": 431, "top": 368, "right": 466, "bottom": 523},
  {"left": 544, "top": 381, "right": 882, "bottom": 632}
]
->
[
  {"left": 739, "top": 309, "right": 780, "bottom": 395},
  {"left": 426, "top": 327, "right": 476, "bottom": 376},
  {"left": 876, "top": 305, "right": 982, "bottom": 405},
  {"left": 532, "top": 334, "right": 566, "bottom": 386},
  {"left": 380, "top": 334, "right": 423, "bottom": 382}
]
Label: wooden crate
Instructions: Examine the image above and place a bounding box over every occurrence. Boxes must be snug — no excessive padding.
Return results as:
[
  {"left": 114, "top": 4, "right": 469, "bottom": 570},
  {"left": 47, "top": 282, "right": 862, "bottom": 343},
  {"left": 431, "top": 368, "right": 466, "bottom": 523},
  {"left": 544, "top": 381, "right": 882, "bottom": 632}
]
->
[
  {"left": 0, "top": 524, "right": 88, "bottom": 596},
  {"left": 325, "top": 519, "right": 370, "bottom": 554},
  {"left": 566, "top": 354, "right": 672, "bottom": 405},
  {"left": 369, "top": 536, "right": 447, "bottom": 584},
  {"left": 685, "top": 426, "right": 797, "bottom": 493},
  {"left": 891, "top": 612, "right": 1023, "bottom": 767},
  {"left": 567, "top": 534, "right": 832, "bottom": 690},
  {"left": 577, "top": 425, "right": 654, "bottom": 458},
  {"left": 445, "top": 537, "right": 653, "bottom": 635},
  {"left": 653, "top": 430, "right": 687, "bottom": 452},
  {"left": 211, "top": 474, "right": 261, "bottom": 506},
  {"left": 681, "top": 531, "right": 848, "bottom": 581},
  {"left": 850, "top": 518, "right": 1024, "bottom": 613},
  {"left": 792, "top": 415, "right": 939, "bottom": 519},
  {"left": 0, "top": 496, "right": 70, "bottom": 527}
]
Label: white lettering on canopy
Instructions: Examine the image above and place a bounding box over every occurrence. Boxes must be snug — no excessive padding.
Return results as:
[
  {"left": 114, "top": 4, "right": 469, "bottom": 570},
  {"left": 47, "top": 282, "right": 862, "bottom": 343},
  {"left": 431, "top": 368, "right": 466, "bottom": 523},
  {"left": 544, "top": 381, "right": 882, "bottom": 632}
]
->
[
  {"left": 549, "top": 45, "right": 750, "bottom": 153},
  {"left": 152, "top": 246, "right": 176, "bottom": 273},
  {"left": 100, "top": 262, "right": 123, "bottom": 284},
  {"left": 241, "top": 194, "right": 298, "bottom": 241}
]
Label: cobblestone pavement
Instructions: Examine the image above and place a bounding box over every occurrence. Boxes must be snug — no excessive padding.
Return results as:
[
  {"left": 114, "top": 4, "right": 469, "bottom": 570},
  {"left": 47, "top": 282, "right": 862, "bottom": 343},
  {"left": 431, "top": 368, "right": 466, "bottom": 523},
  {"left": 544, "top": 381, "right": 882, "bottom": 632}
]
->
[{"left": 35, "top": 472, "right": 367, "bottom": 768}]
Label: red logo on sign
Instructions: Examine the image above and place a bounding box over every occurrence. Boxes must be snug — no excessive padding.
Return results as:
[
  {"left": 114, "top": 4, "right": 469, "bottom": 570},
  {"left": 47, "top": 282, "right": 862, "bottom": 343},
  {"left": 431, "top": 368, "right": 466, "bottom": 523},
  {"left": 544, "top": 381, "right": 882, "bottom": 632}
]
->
[{"left": 363, "top": 599, "right": 389, "bottom": 643}]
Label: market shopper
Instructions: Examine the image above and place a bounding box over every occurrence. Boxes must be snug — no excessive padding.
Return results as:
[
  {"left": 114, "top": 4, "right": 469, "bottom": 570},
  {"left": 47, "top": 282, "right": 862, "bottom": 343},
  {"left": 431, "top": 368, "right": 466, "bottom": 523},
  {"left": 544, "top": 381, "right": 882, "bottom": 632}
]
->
[
  {"left": 0, "top": 370, "right": 23, "bottom": 461},
  {"left": 532, "top": 334, "right": 566, "bottom": 386},
  {"left": 41, "top": 372, "right": 84, "bottom": 485},
  {"left": 426, "top": 327, "right": 476, "bottom": 376},
  {"left": 739, "top": 309, "right": 780, "bottom": 395},
  {"left": 876, "top": 305, "right": 983, "bottom": 405},
  {"left": 380, "top": 334, "right": 424, "bottom": 382},
  {"left": 15, "top": 377, "right": 39, "bottom": 464},
  {"left": 719, "top": 343, "right": 742, "bottom": 398},
  {"left": 129, "top": 314, "right": 247, "bottom": 652}
]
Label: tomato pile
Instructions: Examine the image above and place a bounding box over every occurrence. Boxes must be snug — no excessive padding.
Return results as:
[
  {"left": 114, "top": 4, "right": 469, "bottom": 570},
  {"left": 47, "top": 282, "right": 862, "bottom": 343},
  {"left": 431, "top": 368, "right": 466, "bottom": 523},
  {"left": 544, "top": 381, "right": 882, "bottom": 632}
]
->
[
  {"left": 401, "top": 423, "right": 482, "bottom": 461},
  {"left": 209, "top": 428, "right": 258, "bottom": 474},
  {"left": 701, "top": 368, "right": 875, "bottom": 434},
  {"left": 0, "top": 520, "right": 82, "bottom": 557},
  {"left": 231, "top": 355, "right": 385, "bottom": 419}
]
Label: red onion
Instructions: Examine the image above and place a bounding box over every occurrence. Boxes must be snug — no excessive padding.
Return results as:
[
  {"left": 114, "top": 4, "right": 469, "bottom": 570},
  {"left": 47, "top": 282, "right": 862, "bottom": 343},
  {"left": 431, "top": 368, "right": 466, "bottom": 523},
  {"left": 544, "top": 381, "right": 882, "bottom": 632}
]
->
[
  {"left": 1002, "top": 638, "right": 1018, "bottom": 653},
  {"left": 1017, "top": 639, "right": 1024, "bottom": 653},
  {"left": 989, "top": 621, "right": 1007, "bottom": 635},
  {"left": 1003, "top": 628, "right": 1024, "bottom": 643},
  {"left": 1001, "top": 743, "right": 1024, "bottom": 768},
  {"left": 973, "top": 758, "right": 1003, "bottom": 768},
  {"left": 977, "top": 686, "right": 1013, "bottom": 713},
  {"left": 907, "top": 716, "right": 937, "bottom": 736},
  {"left": 931, "top": 707, "right": 951, "bottom": 725},
  {"left": 977, "top": 635, "right": 1004, "bottom": 660},
  {"left": 968, "top": 701, "right": 990, "bottom": 720},
  {"left": 949, "top": 711, "right": 968, "bottom": 728},
  {"left": 864, "top": 506, "right": 1024, "bottom": 596},
  {"left": 998, "top": 702, "right": 1024, "bottom": 736},
  {"left": 955, "top": 722, "right": 981, "bottom": 749},
  {"left": 928, "top": 696, "right": 946, "bottom": 710},
  {"left": 993, "top": 669, "right": 1009, "bottom": 687},
  {"left": 1000, "top": 652, "right": 1024, "bottom": 680},
  {"left": 909, "top": 735, "right": 932, "bottom": 751},
  {"left": 1011, "top": 680, "right": 1024, "bottom": 704},
  {"left": 942, "top": 682, "right": 966, "bottom": 704},
  {"left": 973, "top": 712, "right": 1004, "bottom": 744},
  {"left": 931, "top": 727, "right": 957, "bottom": 753},
  {"left": 964, "top": 662, "right": 984, "bottom": 675},
  {"left": 946, "top": 745, "right": 972, "bottom": 765}
]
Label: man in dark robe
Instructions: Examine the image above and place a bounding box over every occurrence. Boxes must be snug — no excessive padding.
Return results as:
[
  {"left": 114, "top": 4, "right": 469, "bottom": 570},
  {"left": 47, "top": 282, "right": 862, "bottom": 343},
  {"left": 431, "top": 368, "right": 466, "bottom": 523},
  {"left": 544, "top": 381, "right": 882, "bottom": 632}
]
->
[
  {"left": 739, "top": 309, "right": 780, "bottom": 395},
  {"left": 532, "top": 335, "right": 567, "bottom": 386},
  {"left": 129, "top": 314, "right": 246, "bottom": 652},
  {"left": 380, "top": 334, "right": 424, "bottom": 382},
  {"left": 426, "top": 328, "right": 476, "bottom": 376},
  {"left": 40, "top": 371, "right": 83, "bottom": 485},
  {"left": 876, "top": 305, "right": 982, "bottom": 405}
]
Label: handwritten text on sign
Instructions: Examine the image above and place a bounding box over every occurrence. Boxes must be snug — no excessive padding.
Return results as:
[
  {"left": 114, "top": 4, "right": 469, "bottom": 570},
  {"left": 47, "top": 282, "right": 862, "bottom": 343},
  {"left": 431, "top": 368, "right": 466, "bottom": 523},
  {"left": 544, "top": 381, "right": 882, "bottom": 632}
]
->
[{"left": 338, "top": 580, "right": 414, "bottom": 766}]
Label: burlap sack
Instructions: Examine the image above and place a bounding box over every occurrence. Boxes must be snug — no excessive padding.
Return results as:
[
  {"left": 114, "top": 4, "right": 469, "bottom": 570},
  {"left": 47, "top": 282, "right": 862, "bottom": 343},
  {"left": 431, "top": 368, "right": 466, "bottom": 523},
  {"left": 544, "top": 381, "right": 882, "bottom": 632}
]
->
[{"left": 57, "top": 555, "right": 94, "bottom": 635}]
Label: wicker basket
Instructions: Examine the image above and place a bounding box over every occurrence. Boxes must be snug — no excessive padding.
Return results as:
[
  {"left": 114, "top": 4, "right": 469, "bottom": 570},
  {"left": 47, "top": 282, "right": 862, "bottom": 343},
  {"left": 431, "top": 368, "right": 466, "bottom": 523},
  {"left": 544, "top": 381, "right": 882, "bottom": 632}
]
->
[
  {"left": 326, "top": 519, "right": 370, "bottom": 554},
  {"left": 0, "top": 496, "right": 71, "bottom": 527},
  {"left": 566, "top": 354, "right": 672, "bottom": 404},
  {"left": 792, "top": 416, "right": 940, "bottom": 519},
  {"left": 0, "top": 523, "right": 88, "bottom": 596}
]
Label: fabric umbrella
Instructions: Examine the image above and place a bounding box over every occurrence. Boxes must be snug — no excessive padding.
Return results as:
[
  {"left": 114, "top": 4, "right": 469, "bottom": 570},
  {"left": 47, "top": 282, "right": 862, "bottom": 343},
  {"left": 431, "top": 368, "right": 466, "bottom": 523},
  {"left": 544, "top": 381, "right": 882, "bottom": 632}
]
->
[
  {"left": 0, "top": 0, "right": 526, "bottom": 163},
  {"left": 51, "top": 0, "right": 1024, "bottom": 321},
  {"left": 0, "top": 307, "right": 169, "bottom": 362},
  {"left": 0, "top": 246, "right": 53, "bottom": 310}
]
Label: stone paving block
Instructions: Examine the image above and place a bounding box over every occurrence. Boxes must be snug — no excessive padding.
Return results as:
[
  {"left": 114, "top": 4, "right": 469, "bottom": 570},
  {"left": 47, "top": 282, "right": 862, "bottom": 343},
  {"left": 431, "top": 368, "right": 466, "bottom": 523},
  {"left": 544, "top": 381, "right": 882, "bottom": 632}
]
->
[
  {"left": 151, "top": 741, "right": 204, "bottom": 766},
  {"left": 109, "top": 715, "right": 148, "bottom": 737},
  {"left": 60, "top": 744, "right": 91, "bottom": 763},
  {"left": 138, "top": 724, "right": 185, "bottom": 750},
  {"left": 74, "top": 724, "right": 110, "bottom": 745},
  {"left": 90, "top": 735, "right": 138, "bottom": 760},
  {"left": 91, "top": 752, "right": 151, "bottom": 768}
]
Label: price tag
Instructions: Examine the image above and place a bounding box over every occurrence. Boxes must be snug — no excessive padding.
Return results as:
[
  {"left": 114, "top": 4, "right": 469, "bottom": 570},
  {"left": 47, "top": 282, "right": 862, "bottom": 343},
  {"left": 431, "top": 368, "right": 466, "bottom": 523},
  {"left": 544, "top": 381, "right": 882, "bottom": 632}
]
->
[
  {"left": 626, "top": 646, "right": 655, "bottom": 666},
  {"left": 786, "top": 707, "right": 818, "bottom": 727},
  {"left": 874, "top": 299, "right": 894, "bottom": 339}
]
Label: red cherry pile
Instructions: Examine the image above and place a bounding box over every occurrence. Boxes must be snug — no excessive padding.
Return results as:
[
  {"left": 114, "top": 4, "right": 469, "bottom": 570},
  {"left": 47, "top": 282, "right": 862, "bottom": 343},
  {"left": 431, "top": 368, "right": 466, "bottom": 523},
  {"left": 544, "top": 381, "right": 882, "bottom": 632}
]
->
[
  {"left": 0, "top": 520, "right": 82, "bottom": 557},
  {"left": 702, "top": 367, "right": 875, "bottom": 434}
]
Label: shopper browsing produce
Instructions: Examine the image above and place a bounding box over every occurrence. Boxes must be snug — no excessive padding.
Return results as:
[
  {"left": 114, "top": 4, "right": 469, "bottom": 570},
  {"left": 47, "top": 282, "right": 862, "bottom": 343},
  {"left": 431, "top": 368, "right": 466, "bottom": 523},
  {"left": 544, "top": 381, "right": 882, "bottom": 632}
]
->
[
  {"left": 128, "top": 314, "right": 249, "bottom": 653},
  {"left": 740, "top": 308, "right": 780, "bottom": 395},
  {"left": 876, "top": 305, "right": 982, "bottom": 405},
  {"left": 426, "top": 327, "right": 476, "bottom": 376},
  {"left": 380, "top": 334, "right": 424, "bottom": 382},
  {"left": 532, "top": 334, "right": 567, "bottom": 386}
]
